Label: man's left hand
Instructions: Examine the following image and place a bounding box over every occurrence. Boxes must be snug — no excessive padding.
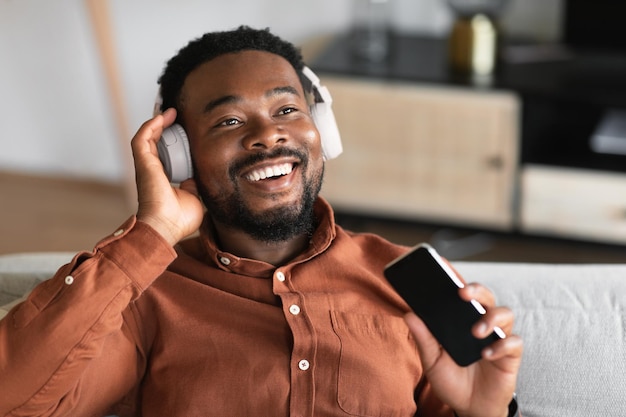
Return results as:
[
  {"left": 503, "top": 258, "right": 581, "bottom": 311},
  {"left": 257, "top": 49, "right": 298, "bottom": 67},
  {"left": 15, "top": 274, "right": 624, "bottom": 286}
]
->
[{"left": 405, "top": 282, "right": 523, "bottom": 417}]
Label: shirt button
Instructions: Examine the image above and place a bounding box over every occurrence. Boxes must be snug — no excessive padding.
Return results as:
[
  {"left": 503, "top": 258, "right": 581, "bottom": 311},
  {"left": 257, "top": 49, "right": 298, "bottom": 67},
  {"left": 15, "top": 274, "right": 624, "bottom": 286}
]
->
[
  {"left": 64, "top": 275, "right": 74, "bottom": 285},
  {"left": 289, "top": 304, "right": 301, "bottom": 315},
  {"left": 219, "top": 256, "right": 231, "bottom": 266},
  {"left": 113, "top": 228, "right": 124, "bottom": 237},
  {"left": 276, "top": 271, "right": 286, "bottom": 282},
  {"left": 298, "top": 359, "right": 310, "bottom": 371}
]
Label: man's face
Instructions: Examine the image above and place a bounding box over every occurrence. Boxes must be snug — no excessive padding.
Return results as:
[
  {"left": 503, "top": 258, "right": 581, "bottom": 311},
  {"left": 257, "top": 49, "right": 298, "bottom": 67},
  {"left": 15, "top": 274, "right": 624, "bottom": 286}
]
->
[{"left": 178, "top": 50, "right": 324, "bottom": 242}]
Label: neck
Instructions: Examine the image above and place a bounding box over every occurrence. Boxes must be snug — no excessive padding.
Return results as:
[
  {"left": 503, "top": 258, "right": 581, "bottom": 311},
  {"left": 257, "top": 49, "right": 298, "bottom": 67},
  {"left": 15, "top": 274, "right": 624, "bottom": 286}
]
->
[{"left": 212, "top": 221, "right": 311, "bottom": 266}]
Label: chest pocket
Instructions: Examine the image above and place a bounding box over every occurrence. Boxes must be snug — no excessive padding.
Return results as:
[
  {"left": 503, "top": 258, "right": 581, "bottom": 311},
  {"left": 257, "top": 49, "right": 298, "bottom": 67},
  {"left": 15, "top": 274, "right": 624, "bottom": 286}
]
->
[{"left": 331, "top": 311, "right": 420, "bottom": 417}]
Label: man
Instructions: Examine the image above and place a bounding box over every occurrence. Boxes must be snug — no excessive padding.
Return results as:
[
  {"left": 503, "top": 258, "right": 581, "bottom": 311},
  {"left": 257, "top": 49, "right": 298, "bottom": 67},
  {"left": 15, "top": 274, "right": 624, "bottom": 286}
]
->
[{"left": 0, "top": 26, "right": 522, "bottom": 416}]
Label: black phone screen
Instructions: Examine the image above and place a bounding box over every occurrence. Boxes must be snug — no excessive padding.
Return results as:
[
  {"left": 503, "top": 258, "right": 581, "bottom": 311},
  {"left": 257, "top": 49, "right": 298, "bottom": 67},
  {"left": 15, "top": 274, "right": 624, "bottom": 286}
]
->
[{"left": 384, "top": 243, "right": 503, "bottom": 366}]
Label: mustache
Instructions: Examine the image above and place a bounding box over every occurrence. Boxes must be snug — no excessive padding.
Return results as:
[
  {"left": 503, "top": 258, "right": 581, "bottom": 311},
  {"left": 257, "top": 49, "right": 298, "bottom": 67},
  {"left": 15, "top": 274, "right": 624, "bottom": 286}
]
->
[{"left": 229, "top": 147, "right": 308, "bottom": 180}]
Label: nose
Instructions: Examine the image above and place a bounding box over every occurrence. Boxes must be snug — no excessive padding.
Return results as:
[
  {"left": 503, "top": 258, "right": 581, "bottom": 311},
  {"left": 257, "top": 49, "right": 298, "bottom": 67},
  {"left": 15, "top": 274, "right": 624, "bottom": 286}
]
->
[{"left": 241, "top": 117, "right": 287, "bottom": 150}]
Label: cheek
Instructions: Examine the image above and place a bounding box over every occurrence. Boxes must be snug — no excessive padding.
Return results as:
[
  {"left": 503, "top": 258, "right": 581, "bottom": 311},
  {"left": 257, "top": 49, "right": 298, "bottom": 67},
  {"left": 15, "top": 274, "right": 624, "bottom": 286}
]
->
[
  {"left": 306, "top": 143, "right": 325, "bottom": 184},
  {"left": 305, "top": 125, "right": 324, "bottom": 160},
  {"left": 190, "top": 145, "right": 231, "bottom": 188}
]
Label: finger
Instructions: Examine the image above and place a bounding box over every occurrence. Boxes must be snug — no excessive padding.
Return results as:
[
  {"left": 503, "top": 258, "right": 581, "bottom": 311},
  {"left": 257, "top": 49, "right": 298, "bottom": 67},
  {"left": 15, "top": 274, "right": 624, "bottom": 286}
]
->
[
  {"left": 459, "top": 283, "right": 496, "bottom": 308},
  {"left": 131, "top": 109, "right": 178, "bottom": 186},
  {"left": 473, "top": 306, "right": 515, "bottom": 338},
  {"left": 482, "top": 333, "right": 524, "bottom": 364},
  {"left": 161, "top": 107, "right": 177, "bottom": 124},
  {"left": 132, "top": 108, "right": 177, "bottom": 157}
]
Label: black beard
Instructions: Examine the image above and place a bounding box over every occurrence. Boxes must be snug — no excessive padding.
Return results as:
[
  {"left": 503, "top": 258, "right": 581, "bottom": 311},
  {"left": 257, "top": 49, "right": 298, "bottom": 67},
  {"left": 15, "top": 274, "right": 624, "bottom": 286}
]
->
[{"left": 196, "top": 147, "right": 323, "bottom": 244}]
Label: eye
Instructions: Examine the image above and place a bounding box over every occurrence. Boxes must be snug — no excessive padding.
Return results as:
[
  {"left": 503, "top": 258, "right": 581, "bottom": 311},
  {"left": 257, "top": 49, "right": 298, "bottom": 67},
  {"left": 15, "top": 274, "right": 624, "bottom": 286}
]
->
[
  {"left": 277, "top": 106, "right": 299, "bottom": 116},
  {"left": 217, "top": 118, "right": 241, "bottom": 127}
]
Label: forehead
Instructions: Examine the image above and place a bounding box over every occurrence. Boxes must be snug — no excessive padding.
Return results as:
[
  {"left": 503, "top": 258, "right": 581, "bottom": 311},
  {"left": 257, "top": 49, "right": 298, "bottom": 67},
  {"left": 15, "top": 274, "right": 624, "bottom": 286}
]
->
[{"left": 180, "top": 50, "right": 303, "bottom": 104}]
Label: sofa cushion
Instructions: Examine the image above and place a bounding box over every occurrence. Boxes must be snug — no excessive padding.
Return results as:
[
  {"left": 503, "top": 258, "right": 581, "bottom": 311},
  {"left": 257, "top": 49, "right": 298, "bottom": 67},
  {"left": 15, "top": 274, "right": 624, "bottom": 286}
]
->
[{"left": 456, "top": 262, "right": 626, "bottom": 417}]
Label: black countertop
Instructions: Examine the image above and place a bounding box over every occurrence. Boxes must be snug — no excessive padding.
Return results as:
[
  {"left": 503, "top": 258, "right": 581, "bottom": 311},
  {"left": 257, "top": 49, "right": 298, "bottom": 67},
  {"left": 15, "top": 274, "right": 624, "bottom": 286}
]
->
[{"left": 311, "top": 33, "right": 626, "bottom": 107}]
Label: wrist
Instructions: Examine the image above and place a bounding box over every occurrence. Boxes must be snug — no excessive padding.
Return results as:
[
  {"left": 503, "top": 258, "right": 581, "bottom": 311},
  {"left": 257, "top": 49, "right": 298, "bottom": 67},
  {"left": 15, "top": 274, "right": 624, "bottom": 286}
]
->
[
  {"left": 454, "top": 395, "right": 519, "bottom": 417},
  {"left": 136, "top": 214, "right": 181, "bottom": 247}
]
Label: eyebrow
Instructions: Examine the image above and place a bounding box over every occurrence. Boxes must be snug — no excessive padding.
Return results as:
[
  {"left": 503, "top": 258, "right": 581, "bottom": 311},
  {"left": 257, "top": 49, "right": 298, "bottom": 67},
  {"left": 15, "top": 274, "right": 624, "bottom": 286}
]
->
[
  {"left": 203, "top": 95, "right": 240, "bottom": 114},
  {"left": 202, "top": 86, "right": 301, "bottom": 114},
  {"left": 267, "top": 85, "right": 300, "bottom": 98}
]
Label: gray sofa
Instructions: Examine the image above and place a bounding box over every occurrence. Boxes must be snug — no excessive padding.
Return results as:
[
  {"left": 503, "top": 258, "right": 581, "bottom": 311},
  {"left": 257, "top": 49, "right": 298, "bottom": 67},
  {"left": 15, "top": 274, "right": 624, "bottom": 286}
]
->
[{"left": 2, "top": 252, "right": 625, "bottom": 416}]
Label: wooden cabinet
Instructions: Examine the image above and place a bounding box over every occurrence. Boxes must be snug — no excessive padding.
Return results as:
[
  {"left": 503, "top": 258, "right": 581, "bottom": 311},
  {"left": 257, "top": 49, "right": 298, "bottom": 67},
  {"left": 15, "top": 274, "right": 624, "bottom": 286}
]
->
[
  {"left": 312, "top": 35, "right": 626, "bottom": 244},
  {"left": 521, "top": 165, "right": 626, "bottom": 244},
  {"left": 319, "top": 76, "right": 520, "bottom": 230}
]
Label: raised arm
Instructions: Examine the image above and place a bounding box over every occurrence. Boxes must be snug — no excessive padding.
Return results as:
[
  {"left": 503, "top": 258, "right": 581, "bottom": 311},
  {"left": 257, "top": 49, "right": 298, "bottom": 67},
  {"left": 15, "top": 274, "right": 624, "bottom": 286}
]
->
[{"left": 0, "top": 110, "right": 203, "bottom": 416}]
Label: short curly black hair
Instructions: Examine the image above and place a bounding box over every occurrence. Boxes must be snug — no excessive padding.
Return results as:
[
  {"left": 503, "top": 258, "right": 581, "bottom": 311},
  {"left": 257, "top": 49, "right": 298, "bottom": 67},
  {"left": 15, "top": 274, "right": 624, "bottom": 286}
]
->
[{"left": 157, "top": 25, "right": 305, "bottom": 113}]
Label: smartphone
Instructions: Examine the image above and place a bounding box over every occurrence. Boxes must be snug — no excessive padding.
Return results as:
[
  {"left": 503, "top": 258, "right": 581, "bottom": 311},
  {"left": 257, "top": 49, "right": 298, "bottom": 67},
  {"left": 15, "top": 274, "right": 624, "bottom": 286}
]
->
[{"left": 384, "top": 243, "right": 505, "bottom": 366}]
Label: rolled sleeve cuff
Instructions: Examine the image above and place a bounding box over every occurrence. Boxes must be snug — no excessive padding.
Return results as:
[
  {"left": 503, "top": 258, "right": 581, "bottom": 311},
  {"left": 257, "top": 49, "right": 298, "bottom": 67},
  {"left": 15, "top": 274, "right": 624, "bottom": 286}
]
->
[{"left": 94, "top": 216, "right": 178, "bottom": 291}]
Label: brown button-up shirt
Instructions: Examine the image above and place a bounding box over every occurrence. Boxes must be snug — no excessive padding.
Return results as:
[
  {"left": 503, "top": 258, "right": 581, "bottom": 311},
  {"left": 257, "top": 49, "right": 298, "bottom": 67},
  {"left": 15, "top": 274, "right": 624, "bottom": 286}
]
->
[{"left": 0, "top": 198, "right": 453, "bottom": 417}]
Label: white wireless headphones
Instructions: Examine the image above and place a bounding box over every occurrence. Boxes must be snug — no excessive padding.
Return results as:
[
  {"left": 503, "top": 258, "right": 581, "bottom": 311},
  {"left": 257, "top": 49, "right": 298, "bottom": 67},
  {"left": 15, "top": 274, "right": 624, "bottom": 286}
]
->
[{"left": 154, "top": 66, "right": 343, "bottom": 183}]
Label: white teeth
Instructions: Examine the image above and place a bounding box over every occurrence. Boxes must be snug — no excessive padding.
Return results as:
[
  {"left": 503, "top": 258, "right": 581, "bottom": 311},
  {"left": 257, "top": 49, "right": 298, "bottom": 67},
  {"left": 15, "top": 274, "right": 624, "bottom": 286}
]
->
[{"left": 246, "top": 163, "right": 293, "bottom": 181}]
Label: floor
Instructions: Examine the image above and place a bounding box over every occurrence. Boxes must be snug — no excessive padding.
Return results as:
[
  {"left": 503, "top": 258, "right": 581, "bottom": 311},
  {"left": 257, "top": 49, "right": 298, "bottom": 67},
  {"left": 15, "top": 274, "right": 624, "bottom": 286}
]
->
[
  {"left": 335, "top": 213, "right": 626, "bottom": 263},
  {"left": 3, "top": 170, "right": 626, "bottom": 263},
  {"left": 0, "top": 171, "right": 132, "bottom": 255}
]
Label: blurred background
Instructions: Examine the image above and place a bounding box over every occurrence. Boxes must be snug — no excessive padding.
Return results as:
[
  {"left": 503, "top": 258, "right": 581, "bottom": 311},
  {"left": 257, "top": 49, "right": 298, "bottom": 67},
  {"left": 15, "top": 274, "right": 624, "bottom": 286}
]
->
[
  {"left": 0, "top": 0, "right": 560, "bottom": 184},
  {"left": 3, "top": 0, "right": 626, "bottom": 262}
]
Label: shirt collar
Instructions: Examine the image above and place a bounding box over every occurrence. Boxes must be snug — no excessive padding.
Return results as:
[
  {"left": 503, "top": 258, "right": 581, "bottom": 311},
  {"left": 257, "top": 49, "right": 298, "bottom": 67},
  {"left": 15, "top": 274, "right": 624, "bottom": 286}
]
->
[{"left": 196, "top": 197, "right": 337, "bottom": 278}]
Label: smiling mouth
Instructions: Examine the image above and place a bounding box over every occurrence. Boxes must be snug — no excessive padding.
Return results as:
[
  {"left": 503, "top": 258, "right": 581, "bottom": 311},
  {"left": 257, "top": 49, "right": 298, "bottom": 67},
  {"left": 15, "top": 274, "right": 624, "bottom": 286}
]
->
[{"left": 244, "top": 163, "right": 294, "bottom": 182}]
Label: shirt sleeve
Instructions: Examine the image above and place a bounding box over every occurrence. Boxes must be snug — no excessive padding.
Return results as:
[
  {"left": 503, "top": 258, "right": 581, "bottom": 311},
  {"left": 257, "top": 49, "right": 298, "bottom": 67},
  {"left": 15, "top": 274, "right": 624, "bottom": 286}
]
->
[{"left": 0, "top": 216, "right": 177, "bottom": 416}]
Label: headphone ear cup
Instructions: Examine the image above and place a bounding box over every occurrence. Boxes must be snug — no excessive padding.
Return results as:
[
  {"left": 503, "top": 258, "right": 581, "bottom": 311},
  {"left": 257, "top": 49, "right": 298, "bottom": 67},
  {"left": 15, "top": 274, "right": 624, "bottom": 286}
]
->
[
  {"left": 157, "top": 124, "right": 193, "bottom": 183},
  {"left": 300, "top": 67, "right": 343, "bottom": 160},
  {"left": 310, "top": 101, "right": 343, "bottom": 160}
]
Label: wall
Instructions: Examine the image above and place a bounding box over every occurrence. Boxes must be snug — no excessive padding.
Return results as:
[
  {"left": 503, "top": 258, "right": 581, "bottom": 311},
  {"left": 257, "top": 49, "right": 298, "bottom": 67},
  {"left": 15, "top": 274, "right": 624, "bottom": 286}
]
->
[
  {"left": 0, "top": 0, "right": 120, "bottom": 181},
  {"left": 0, "top": 0, "right": 562, "bottom": 184}
]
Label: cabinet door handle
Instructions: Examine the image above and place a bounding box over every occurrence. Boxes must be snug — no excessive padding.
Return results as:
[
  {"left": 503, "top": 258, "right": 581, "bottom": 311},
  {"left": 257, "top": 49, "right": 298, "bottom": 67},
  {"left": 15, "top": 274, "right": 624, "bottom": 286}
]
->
[{"left": 485, "top": 155, "right": 504, "bottom": 170}]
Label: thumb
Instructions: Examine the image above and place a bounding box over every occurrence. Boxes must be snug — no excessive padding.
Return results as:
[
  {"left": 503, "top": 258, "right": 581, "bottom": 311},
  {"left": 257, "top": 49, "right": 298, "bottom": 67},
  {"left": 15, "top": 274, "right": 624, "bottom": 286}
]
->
[{"left": 404, "top": 312, "right": 445, "bottom": 371}]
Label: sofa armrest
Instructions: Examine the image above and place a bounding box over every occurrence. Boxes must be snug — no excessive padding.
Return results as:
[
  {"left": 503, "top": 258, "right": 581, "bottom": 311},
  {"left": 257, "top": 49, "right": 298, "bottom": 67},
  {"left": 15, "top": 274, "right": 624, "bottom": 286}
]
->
[
  {"left": 0, "top": 252, "right": 74, "bottom": 319},
  {"left": 455, "top": 262, "right": 626, "bottom": 417}
]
